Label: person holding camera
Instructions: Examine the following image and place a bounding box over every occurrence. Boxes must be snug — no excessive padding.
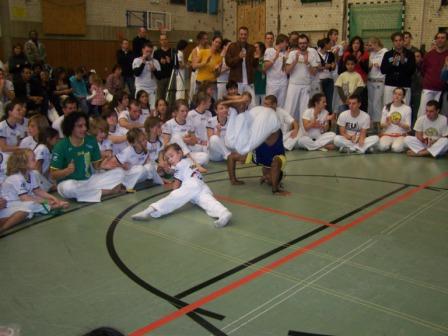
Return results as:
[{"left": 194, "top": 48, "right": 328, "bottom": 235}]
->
[{"left": 132, "top": 42, "right": 161, "bottom": 109}]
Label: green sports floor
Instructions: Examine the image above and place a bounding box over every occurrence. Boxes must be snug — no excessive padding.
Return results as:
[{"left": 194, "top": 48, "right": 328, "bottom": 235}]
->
[{"left": 1, "top": 151, "right": 448, "bottom": 336}]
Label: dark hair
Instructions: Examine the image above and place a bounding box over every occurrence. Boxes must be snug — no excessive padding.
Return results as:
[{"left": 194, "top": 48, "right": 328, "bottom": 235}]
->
[
  {"left": 21, "top": 64, "right": 32, "bottom": 73},
  {"left": 344, "top": 54, "right": 358, "bottom": 65},
  {"left": 144, "top": 116, "right": 161, "bottom": 135},
  {"left": 196, "top": 31, "right": 208, "bottom": 41},
  {"left": 101, "top": 106, "right": 118, "bottom": 119},
  {"left": 195, "top": 91, "right": 211, "bottom": 106},
  {"left": 239, "top": 26, "right": 249, "bottom": 32},
  {"left": 3, "top": 99, "right": 24, "bottom": 121},
  {"left": 254, "top": 42, "right": 266, "bottom": 56},
  {"left": 177, "top": 39, "right": 188, "bottom": 51},
  {"left": 265, "top": 31, "right": 274, "bottom": 37},
  {"left": 12, "top": 43, "right": 23, "bottom": 52},
  {"left": 222, "top": 38, "right": 231, "bottom": 47},
  {"left": 348, "top": 93, "right": 362, "bottom": 103},
  {"left": 37, "top": 127, "right": 59, "bottom": 147},
  {"left": 62, "top": 96, "right": 78, "bottom": 109},
  {"left": 308, "top": 93, "right": 325, "bottom": 108},
  {"left": 128, "top": 99, "right": 140, "bottom": 109},
  {"left": 226, "top": 80, "right": 238, "bottom": 90},
  {"left": 276, "top": 34, "right": 289, "bottom": 45},
  {"left": 426, "top": 100, "right": 440, "bottom": 110},
  {"left": 165, "top": 142, "right": 183, "bottom": 154},
  {"left": 435, "top": 31, "right": 448, "bottom": 40},
  {"left": 317, "top": 37, "right": 331, "bottom": 49},
  {"left": 61, "top": 111, "right": 89, "bottom": 137},
  {"left": 385, "top": 87, "right": 406, "bottom": 111},
  {"left": 136, "top": 90, "right": 150, "bottom": 108},
  {"left": 142, "top": 42, "right": 153, "bottom": 49},
  {"left": 403, "top": 31, "right": 413, "bottom": 38},
  {"left": 111, "top": 64, "right": 122, "bottom": 73},
  {"left": 327, "top": 28, "right": 339, "bottom": 38},
  {"left": 264, "top": 95, "right": 277, "bottom": 105},
  {"left": 391, "top": 32, "right": 404, "bottom": 41},
  {"left": 126, "top": 127, "right": 145, "bottom": 144},
  {"left": 298, "top": 34, "right": 309, "bottom": 42},
  {"left": 174, "top": 99, "right": 188, "bottom": 112},
  {"left": 82, "top": 327, "right": 125, "bottom": 336},
  {"left": 348, "top": 36, "right": 364, "bottom": 53}
]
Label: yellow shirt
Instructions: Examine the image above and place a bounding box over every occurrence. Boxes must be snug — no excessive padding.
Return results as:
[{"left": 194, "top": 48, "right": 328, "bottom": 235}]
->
[{"left": 196, "top": 49, "right": 222, "bottom": 82}]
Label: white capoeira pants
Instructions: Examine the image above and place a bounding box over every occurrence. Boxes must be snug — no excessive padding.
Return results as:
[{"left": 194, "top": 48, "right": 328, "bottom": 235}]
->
[
  {"left": 284, "top": 83, "right": 310, "bottom": 122},
  {"left": 404, "top": 136, "right": 448, "bottom": 157},
  {"left": 378, "top": 135, "right": 407, "bottom": 153},
  {"left": 384, "top": 85, "right": 411, "bottom": 106},
  {"left": 217, "top": 82, "right": 228, "bottom": 100},
  {"left": 266, "top": 83, "right": 287, "bottom": 108},
  {"left": 225, "top": 106, "right": 281, "bottom": 155},
  {"left": 176, "top": 72, "right": 186, "bottom": 100},
  {"left": 122, "top": 163, "right": 163, "bottom": 189},
  {"left": 334, "top": 135, "right": 379, "bottom": 153},
  {"left": 283, "top": 131, "right": 300, "bottom": 151},
  {"left": 189, "top": 71, "right": 198, "bottom": 103},
  {"left": 170, "top": 134, "right": 209, "bottom": 166},
  {"left": 237, "top": 83, "right": 256, "bottom": 107},
  {"left": 297, "top": 132, "right": 336, "bottom": 151},
  {"left": 367, "top": 80, "right": 385, "bottom": 122},
  {"left": 417, "top": 89, "right": 442, "bottom": 118},
  {"left": 0, "top": 201, "right": 38, "bottom": 219},
  {"left": 209, "top": 135, "right": 231, "bottom": 161},
  {"left": 57, "top": 168, "right": 125, "bottom": 202},
  {"left": 149, "top": 178, "right": 229, "bottom": 219}
]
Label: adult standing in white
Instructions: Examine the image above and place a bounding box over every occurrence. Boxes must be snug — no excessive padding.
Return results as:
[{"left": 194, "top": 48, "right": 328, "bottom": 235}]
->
[
  {"left": 367, "top": 37, "right": 388, "bottom": 128},
  {"left": 405, "top": 100, "right": 448, "bottom": 158},
  {"left": 263, "top": 34, "right": 289, "bottom": 108},
  {"left": 284, "top": 34, "right": 319, "bottom": 128},
  {"left": 378, "top": 87, "right": 411, "bottom": 152},
  {"left": 298, "top": 93, "right": 335, "bottom": 151},
  {"left": 132, "top": 43, "right": 161, "bottom": 108},
  {"left": 334, "top": 94, "right": 379, "bottom": 153}
]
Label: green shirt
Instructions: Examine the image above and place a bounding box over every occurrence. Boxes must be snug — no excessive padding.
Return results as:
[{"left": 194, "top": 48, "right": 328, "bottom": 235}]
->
[
  {"left": 254, "top": 58, "right": 266, "bottom": 95},
  {"left": 50, "top": 135, "right": 101, "bottom": 182}
]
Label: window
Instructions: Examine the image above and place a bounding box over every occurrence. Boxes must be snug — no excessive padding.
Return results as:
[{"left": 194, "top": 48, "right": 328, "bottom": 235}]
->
[
  {"left": 170, "top": 0, "right": 185, "bottom": 4},
  {"left": 187, "top": 0, "right": 207, "bottom": 13},
  {"left": 209, "top": 0, "right": 218, "bottom": 14}
]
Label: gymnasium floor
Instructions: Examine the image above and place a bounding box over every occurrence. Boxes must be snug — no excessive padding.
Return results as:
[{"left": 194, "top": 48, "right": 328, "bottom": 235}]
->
[{"left": 1, "top": 151, "right": 448, "bottom": 336}]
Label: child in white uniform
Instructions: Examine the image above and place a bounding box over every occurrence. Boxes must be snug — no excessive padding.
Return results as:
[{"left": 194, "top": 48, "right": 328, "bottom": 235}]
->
[
  {"left": 34, "top": 127, "right": 59, "bottom": 191},
  {"left": 378, "top": 87, "right": 411, "bottom": 152},
  {"left": 132, "top": 143, "right": 231, "bottom": 227},
  {"left": 104, "top": 128, "right": 163, "bottom": 189},
  {"left": 297, "top": 93, "right": 335, "bottom": 151},
  {"left": 405, "top": 100, "right": 448, "bottom": 157},
  {"left": 162, "top": 99, "right": 208, "bottom": 171},
  {"left": 0, "top": 100, "right": 25, "bottom": 153},
  {"left": 207, "top": 100, "right": 231, "bottom": 161},
  {"left": 102, "top": 108, "right": 128, "bottom": 155}
]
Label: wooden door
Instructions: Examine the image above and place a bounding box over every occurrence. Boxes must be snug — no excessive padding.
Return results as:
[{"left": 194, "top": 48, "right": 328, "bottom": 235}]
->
[{"left": 237, "top": 2, "right": 266, "bottom": 44}]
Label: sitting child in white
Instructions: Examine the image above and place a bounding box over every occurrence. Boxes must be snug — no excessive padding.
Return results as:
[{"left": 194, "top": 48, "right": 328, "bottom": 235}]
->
[{"left": 207, "top": 100, "right": 231, "bottom": 161}]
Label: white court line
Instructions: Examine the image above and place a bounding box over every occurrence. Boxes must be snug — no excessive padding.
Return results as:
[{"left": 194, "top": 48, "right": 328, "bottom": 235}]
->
[
  {"left": 381, "top": 191, "right": 448, "bottom": 236},
  {"left": 221, "top": 239, "right": 376, "bottom": 333}
]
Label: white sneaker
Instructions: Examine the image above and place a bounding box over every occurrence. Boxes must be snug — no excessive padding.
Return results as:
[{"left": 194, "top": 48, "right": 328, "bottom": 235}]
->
[
  {"left": 131, "top": 207, "right": 154, "bottom": 221},
  {"left": 214, "top": 211, "right": 232, "bottom": 228}
]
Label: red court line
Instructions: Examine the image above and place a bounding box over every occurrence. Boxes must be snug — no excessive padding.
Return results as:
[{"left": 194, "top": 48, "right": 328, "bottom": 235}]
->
[
  {"left": 215, "top": 194, "right": 337, "bottom": 228},
  {"left": 129, "top": 171, "right": 448, "bottom": 336}
]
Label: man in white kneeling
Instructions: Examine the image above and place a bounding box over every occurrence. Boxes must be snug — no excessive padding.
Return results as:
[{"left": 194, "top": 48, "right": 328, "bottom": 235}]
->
[
  {"left": 334, "top": 94, "right": 379, "bottom": 154},
  {"left": 405, "top": 100, "right": 448, "bottom": 158},
  {"left": 263, "top": 95, "right": 299, "bottom": 151}
]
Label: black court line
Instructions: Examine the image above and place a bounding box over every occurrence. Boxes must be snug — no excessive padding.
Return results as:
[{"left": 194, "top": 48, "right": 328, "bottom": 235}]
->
[
  {"left": 288, "top": 331, "right": 333, "bottom": 336},
  {"left": 106, "top": 189, "right": 228, "bottom": 336},
  {"left": 174, "top": 184, "right": 409, "bottom": 299}
]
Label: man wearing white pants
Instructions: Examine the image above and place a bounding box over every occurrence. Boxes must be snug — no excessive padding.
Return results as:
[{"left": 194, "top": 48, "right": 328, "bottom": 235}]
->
[
  {"left": 264, "top": 34, "right": 289, "bottom": 108},
  {"left": 405, "top": 100, "right": 448, "bottom": 158},
  {"left": 367, "top": 37, "right": 388, "bottom": 125},
  {"left": 50, "top": 112, "right": 125, "bottom": 202},
  {"left": 334, "top": 95, "right": 379, "bottom": 154},
  {"left": 381, "top": 32, "right": 415, "bottom": 107},
  {"left": 417, "top": 32, "right": 448, "bottom": 118},
  {"left": 284, "top": 34, "right": 319, "bottom": 129}
]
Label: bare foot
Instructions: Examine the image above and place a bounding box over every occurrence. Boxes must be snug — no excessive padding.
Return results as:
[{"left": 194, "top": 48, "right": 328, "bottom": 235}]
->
[
  {"left": 230, "top": 179, "right": 245, "bottom": 185},
  {"left": 273, "top": 190, "right": 292, "bottom": 196},
  {"left": 406, "top": 150, "right": 417, "bottom": 157},
  {"left": 196, "top": 165, "right": 208, "bottom": 173}
]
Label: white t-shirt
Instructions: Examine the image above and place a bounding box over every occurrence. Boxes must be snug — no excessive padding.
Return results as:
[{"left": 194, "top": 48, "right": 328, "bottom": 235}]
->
[
  {"left": 0, "top": 120, "right": 23, "bottom": 146},
  {"left": 162, "top": 118, "right": 195, "bottom": 138},
  {"left": 173, "top": 157, "right": 203, "bottom": 182},
  {"left": 34, "top": 144, "right": 51, "bottom": 176},
  {"left": 98, "top": 139, "right": 113, "bottom": 153},
  {"left": 381, "top": 104, "right": 412, "bottom": 135},
  {"left": 206, "top": 116, "right": 228, "bottom": 139},
  {"left": 286, "top": 48, "right": 320, "bottom": 85},
  {"left": 2, "top": 171, "right": 40, "bottom": 202},
  {"left": 414, "top": 114, "right": 448, "bottom": 141},
  {"left": 116, "top": 144, "right": 150, "bottom": 167},
  {"left": 368, "top": 48, "right": 388, "bottom": 80},
  {"left": 276, "top": 107, "right": 295, "bottom": 136},
  {"left": 132, "top": 57, "right": 161, "bottom": 92},
  {"left": 187, "top": 109, "right": 212, "bottom": 142},
  {"left": 118, "top": 110, "right": 147, "bottom": 128},
  {"left": 148, "top": 138, "right": 163, "bottom": 162},
  {"left": 337, "top": 110, "right": 371, "bottom": 136},
  {"left": 19, "top": 135, "right": 37, "bottom": 150},
  {"left": 0, "top": 151, "right": 9, "bottom": 183},
  {"left": 52, "top": 115, "right": 65, "bottom": 138},
  {"left": 264, "top": 48, "right": 288, "bottom": 86},
  {"left": 302, "top": 108, "right": 330, "bottom": 139},
  {"left": 108, "top": 124, "right": 128, "bottom": 155}
]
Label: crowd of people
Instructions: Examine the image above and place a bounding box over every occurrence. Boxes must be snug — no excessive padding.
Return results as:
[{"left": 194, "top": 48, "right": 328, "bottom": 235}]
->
[{"left": 0, "top": 26, "right": 447, "bottom": 232}]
